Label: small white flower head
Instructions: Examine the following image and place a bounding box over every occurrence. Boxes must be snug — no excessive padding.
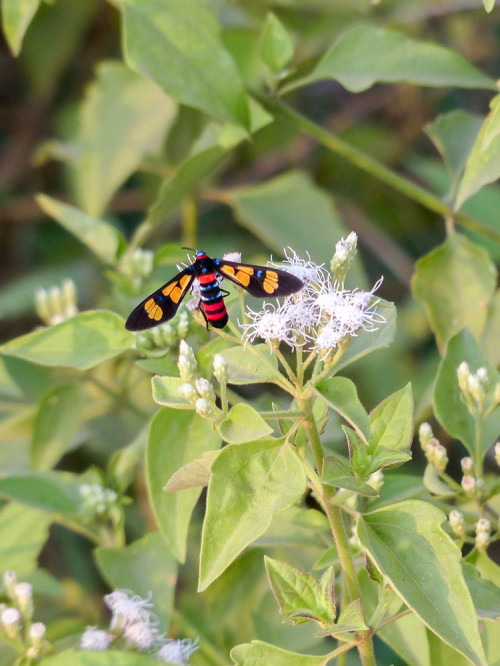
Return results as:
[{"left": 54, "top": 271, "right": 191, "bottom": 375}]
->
[
  {"left": 79, "top": 484, "right": 118, "bottom": 521},
  {"left": 313, "top": 278, "right": 385, "bottom": 353},
  {"left": 223, "top": 251, "right": 242, "bottom": 263},
  {"left": 268, "top": 247, "right": 328, "bottom": 289},
  {"left": 195, "top": 378, "right": 216, "bottom": 402},
  {"left": 476, "top": 518, "right": 491, "bottom": 535},
  {"left": 424, "top": 438, "right": 448, "bottom": 473},
  {"left": 467, "top": 374, "right": 485, "bottom": 407},
  {"left": 449, "top": 510, "right": 465, "bottom": 538},
  {"left": 178, "top": 340, "right": 198, "bottom": 383},
  {"left": 179, "top": 383, "right": 198, "bottom": 404},
  {"left": 35, "top": 279, "right": 78, "bottom": 326},
  {"left": 213, "top": 354, "right": 228, "bottom": 384},
  {"left": 495, "top": 441, "right": 500, "bottom": 467},
  {"left": 476, "top": 367, "right": 489, "bottom": 385},
  {"left": 195, "top": 397, "right": 218, "bottom": 421},
  {"left": 177, "top": 310, "right": 189, "bottom": 339},
  {"left": 14, "top": 582, "right": 33, "bottom": 618},
  {"left": 418, "top": 422, "right": 433, "bottom": 451},
  {"left": 80, "top": 626, "right": 112, "bottom": 651},
  {"left": 460, "top": 457, "right": 474, "bottom": 473},
  {"left": 476, "top": 530, "right": 490, "bottom": 552},
  {"left": 2, "top": 608, "right": 21, "bottom": 639},
  {"left": 124, "top": 619, "right": 158, "bottom": 650},
  {"left": 457, "top": 361, "right": 470, "bottom": 393},
  {"left": 30, "top": 622, "right": 46, "bottom": 643},
  {"left": 242, "top": 302, "right": 304, "bottom": 349},
  {"left": 104, "top": 590, "right": 156, "bottom": 633},
  {"left": 461, "top": 475, "right": 476, "bottom": 494},
  {"left": 157, "top": 637, "right": 200, "bottom": 664}
]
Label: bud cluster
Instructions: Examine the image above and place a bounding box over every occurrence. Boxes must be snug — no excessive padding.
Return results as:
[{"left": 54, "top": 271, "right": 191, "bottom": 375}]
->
[
  {"left": 448, "top": 510, "right": 466, "bottom": 539},
  {"left": 79, "top": 484, "right": 119, "bottom": 522},
  {"left": 418, "top": 423, "right": 448, "bottom": 473},
  {"left": 177, "top": 342, "right": 223, "bottom": 422},
  {"left": 35, "top": 279, "right": 78, "bottom": 326},
  {"left": 457, "top": 362, "right": 499, "bottom": 418},
  {"left": 0, "top": 571, "right": 48, "bottom": 659},
  {"left": 330, "top": 232, "right": 357, "bottom": 284},
  {"left": 119, "top": 249, "right": 154, "bottom": 289},
  {"left": 135, "top": 310, "right": 189, "bottom": 355}
]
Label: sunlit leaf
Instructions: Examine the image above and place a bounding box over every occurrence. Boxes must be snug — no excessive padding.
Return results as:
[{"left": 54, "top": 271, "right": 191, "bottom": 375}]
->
[
  {"left": 1, "top": 0, "right": 42, "bottom": 56},
  {"left": 231, "top": 641, "right": 329, "bottom": 665}
]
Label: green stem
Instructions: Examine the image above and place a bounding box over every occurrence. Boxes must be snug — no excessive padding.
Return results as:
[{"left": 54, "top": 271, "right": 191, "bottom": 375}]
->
[
  {"left": 300, "top": 398, "right": 375, "bottom": 666},
  {"left": 260, "top": 409, "right": 305, "bottom": 419},
  {"left": 474, "top": 415, "right": 483, "bottom": 479},
  {"left": 259, "top": 97, "right": 500, "bottom": 244},
  {"left": 274, "top": 346, "right": 298, "bottom": 386}
]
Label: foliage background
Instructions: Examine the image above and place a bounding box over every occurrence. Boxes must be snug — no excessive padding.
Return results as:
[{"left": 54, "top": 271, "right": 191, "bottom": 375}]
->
[{"left": 0, "top": 0, "right": 499, "bottom": 664}]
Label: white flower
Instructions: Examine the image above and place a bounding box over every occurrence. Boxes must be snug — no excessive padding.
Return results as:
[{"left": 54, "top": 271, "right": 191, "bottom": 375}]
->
[
  {"left": 223, "top": 251, "right": 242, "bottom": 263},
  {"left": 1, "top": 608, "right": 20, "bottom": 627},
  {"left": 80, "top": 626, "right": 112, "bottom": 651},
  {"left": 242, "top": 302, "right": 306, "bottom": 349},
  {"left": 104, "top": 590, "right": 157, "bottom": 632},
  {"left": 157, "top": 638, "right": 200, "bottom": 664},
  {"left": 268, "top": 247, "right": 328, "bottom": 290},
  {"left": 124, "top": 619, "right": 158, "bottom": 650}
]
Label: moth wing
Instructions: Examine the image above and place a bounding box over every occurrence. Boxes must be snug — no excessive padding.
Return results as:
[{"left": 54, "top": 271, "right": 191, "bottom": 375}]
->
[{"left": 216, "top": 260, "right": 303, "bottom": 297}]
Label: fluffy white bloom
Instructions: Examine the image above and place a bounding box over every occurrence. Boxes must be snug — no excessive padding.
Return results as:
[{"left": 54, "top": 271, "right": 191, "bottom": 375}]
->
[
  {"left": 80, "top": 626, "right": 112, "bottom": 651},
  {"left": 104, "top": 590, "right": 157, "bottom": 632},
  {"left": 124, "top": 619, "right": 158, "bottom": 650},
  {"left": 223, "top": 251, "right": 242, "bottom": 263},
  {"left": 157, "top": 638, "right": 200, "bottom": 664},
  {"left": 1, "top": 608, "right": 20, "bottom": 627},
  {"left": 243, "top": 302, "right": 307, "bottom": 348},
  {"left": 268, "top": 247, "right": 328, "bottom": 290}
]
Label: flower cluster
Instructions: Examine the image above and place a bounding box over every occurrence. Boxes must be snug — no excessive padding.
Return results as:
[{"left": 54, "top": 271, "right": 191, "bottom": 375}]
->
[
  {"left": 457, "top": 361, "right": 499, "bottom": 418},
  {"left": 79, "top": 484, "right": 119, "bottom": 523},
  {"left": 242, "top": 240, "right": 385, "bottom": 354},
  {"left": 119, "top": 248, "right": 154, "bottom": 290},
  {"left": 135, "top": 308, "right": 189, "bottom": 356},
  {"left": 80, "top": 589, "right": 199, "bottom": 664},
  {"left": 35, "top": 278, "right": 78, "bottom": 326},
  {"left": 0, "top": 571, "right": 49, "bottom": 659}
]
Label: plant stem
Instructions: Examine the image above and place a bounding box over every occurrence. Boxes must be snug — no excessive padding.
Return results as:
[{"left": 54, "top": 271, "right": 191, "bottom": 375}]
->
[
  {"left": 474, "top": 415, "right": 483, "bottom": 479},
  {"left": 258, "top": 96, "right": 500, "bottom": 244},
  {"left": 300, "top": 397, "right": 375, "bottom": 666}
]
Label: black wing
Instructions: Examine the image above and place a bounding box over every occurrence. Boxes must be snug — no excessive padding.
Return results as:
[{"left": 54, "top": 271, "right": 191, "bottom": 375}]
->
[
  {"left": 125, "top": 267, "right": 194, "bottom": 331},
  {"left": 215, "top": 259, "right": 303, "bottom": 298}
]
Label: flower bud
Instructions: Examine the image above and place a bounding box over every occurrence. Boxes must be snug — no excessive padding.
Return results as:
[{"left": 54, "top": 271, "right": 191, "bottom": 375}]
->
[
  {"left": 418, "top": 422, "right": 433, "bottom": 451},
  {"left": 475, "top": 531, "right": 489, "bottom": 552},
  {"left": 179, "top": 383, "right": 198, "bottom": 404},
  {"left": 178, "top": 341, "right": 197, "bottom": 382},
  {"left": 35, "top": 280, "right": 78, "bottom": 326},
  {"left": 449, "top": 510, "right": 465, "bottom": 538},
  {"left": 29, "top": 622, "right": 46, "bottom": 654},
  {"left": 476, "top": 518, "right": 491, "bottom": 534},
  {"left": 81, "top": 626, "right": 112, "bottom": 651},
  {"left": 495, "top": 441, "right": 500, "bottom": 467},
  {"left": 467, "top": 375, "right": 485, "bottom": 408},
  {"left": 457, "top": 361, "right": 470, "bottom": 393},
  {"left": 14, "top": 582, "right": 33, "bottom": 619},
  {"left": 195, "top": 398, "right": 215, "bottom": 420},
  {"left": 195, "top": 378, "right": 216, "bottom": 402},
  {"left": 461, "top": 475, "right": 476, "bottom": 494},
  {"left": 3, "top": 571, "right": 17, "bottom": 600},
  {"left": 213, "top": 354, "right": 229, "bottom": 384},
  {"left": 330, "top": 232, "right": 357, "bottom": 282},
  {"left": 461, "top": 457, "right": 473, "bottom": 473},
  {"left": 494, "top": 383, "right": 500, "bottom": 405},
  {"left": 1, "top": 608, "right": 21, "bottom": 639},
  {"left": 424, "top": 438, "right": 448, "bottom": 472},
  {"left": 176, "top": 311, "right": 189, "bottom": 339}
]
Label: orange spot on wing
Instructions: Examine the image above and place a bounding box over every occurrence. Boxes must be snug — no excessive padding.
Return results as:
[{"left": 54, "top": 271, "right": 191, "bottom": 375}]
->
[
  {"left": 223, "top": 265, "right": 235, "bottom": 276},
  {"left": 235, "top": 271, "right": 251, "bottom": 286}
]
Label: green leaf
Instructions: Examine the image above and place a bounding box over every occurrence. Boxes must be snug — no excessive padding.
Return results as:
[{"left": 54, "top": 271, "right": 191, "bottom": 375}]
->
[
  {"left": 147, "top": 409, "right": 221, "bottom": 562},
  {"left": 218, "top": 404, "right": 273, "bottom": 444},
  {"left": 424, "top": 111, "right": 483, "bottom": 198},
  {"left": 164, "top": 450, "right": 219, "bottom": 491},
  {"left": 1, "top": 0, "right": 42, "bottom": 56},
  {"left": 151, "top": 376, "right": 193, "bottom": 409},
  {"left": 219, "top": 344, "right": 280, "bottom": 385},
  {"left": 0, "top": 472, "right": 81, "bottom": 514},
  {"left": 331, "top": 599, "right": 368, "bottom": 637},
  {"left": 260, "top": 13, "right": 294, "bottom": 74},
  {"left": 2, "top": 310, "right": 134, "bottom": 370},
  {"left": 265, "top": 557, "right": 335, "bottom": 627},
  {"left": 231, "top": 641, "right": 329, "bottom": 666},
  {"left": 229, "top": 170, "right": 353, "bottom": 268},
  {"left": 74, "top": 61, "right": 177, "bottom": 217},
  {"left": 312, "top": 377, "right": 370, "bottom": 442},
  {"left": 95, "top": 532, "right": 177, "bottom": 630},
  {"left": 467, "top": 550, "right": 500, "bottom": 587},
  {"left": 31, "top": 385, "right": 85, "bottom": 471},
  {"left": 321, "top": 455, "right": 377, "bottom": 496},
  {"left": 36, "top": 195, "right": 125, "bottom": 265},
  {"left": 357, "top": 500, "right": 487, "bottom": 666},
  {"left": 423, "top": 465, "right": 458, "bottom": 498},
  {"left": 122, "top": 0, "right": 249, "bottom": 129},
  {"left": 109, "top": 422, "right": 150, "bottom": 493},
  {"left": 332, "top": 300, "right": 397, "bottom": 373},
  {"left": 455, "top": 95, "right": 500, "bottom": 210},
  {"left": 40, "top": 651, "right": 160, "bottom": 666},
  {"left": 462, "top": 562, "right": 500, "bottom": 621},
  {"left": 412, "top": 234, "right": 497, "bottom": 349},
  {"left": 199, "top": 439, "right": 306, "bottom": 590},
  {"left": 287, "top": 24, "right": 495, "bottom": 93},
  {"left": 434, "top": 330, "right": 500, "bottom": 457},
  {"left": 0, "top": 503, "right": 51, "bottom": 576},
  {"left": 367, "top": 384, "right": 413, "bottom": 474},
  {"left": 482, "top": 289, "right": 500, "bottom": 366}
]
